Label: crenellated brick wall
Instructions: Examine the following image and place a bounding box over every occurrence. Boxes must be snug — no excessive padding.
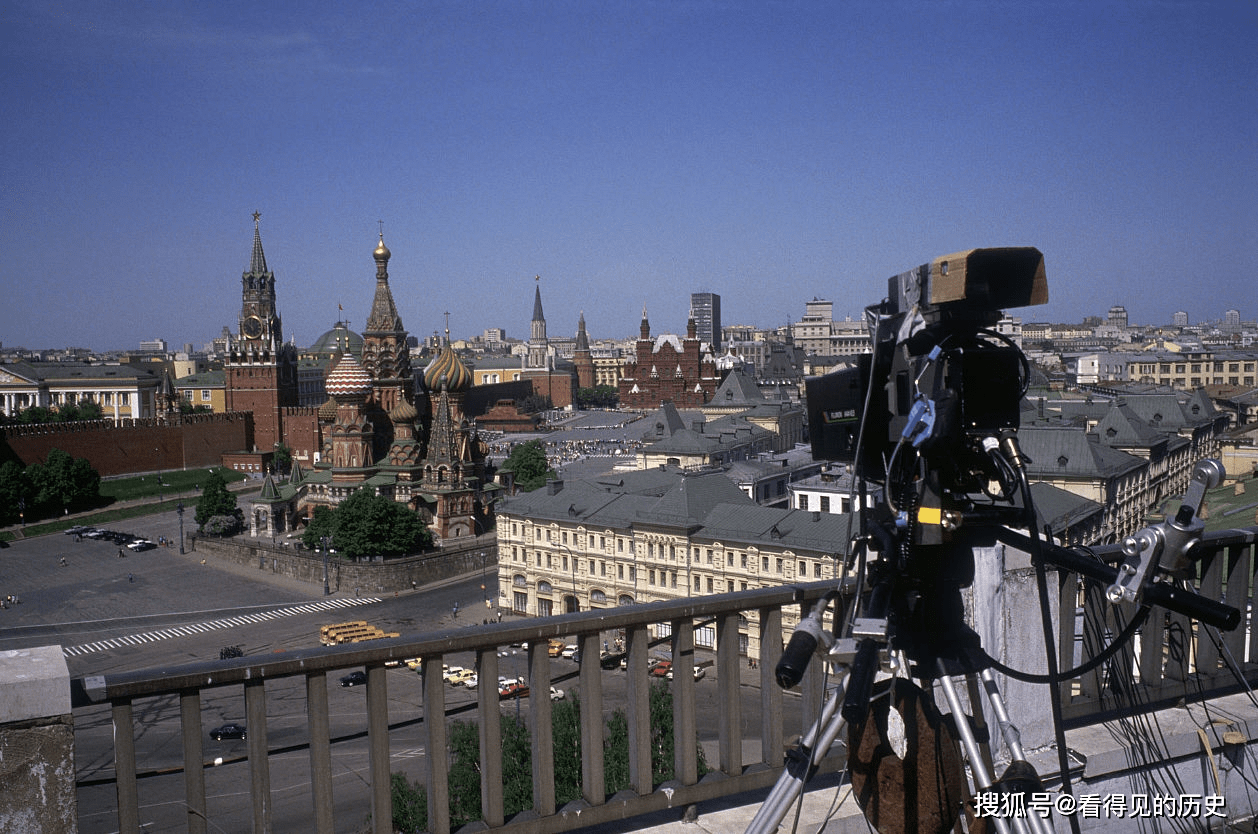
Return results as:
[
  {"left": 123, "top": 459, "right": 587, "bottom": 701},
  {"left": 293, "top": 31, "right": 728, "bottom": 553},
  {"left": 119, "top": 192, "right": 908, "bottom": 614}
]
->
[{"left": 1, "top": 413, "right": 252, "bottom": 476}]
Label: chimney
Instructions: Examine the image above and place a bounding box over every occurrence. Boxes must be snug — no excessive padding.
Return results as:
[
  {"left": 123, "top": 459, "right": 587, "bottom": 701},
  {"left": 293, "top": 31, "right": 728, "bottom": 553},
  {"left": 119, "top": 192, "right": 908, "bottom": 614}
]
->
[{"left": 546, "top": 479, "right": 563, "bottom": 495}]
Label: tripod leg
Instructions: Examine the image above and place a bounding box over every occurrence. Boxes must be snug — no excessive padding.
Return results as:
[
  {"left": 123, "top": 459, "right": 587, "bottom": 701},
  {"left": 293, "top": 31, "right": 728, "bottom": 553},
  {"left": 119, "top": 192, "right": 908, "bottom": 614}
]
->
[
  {"left": 935, "top": 664, "right": 1022, "bottom": 834},
  {"left": 745, "top": 668, "right": 850, "bottom": 834},
  {"left": 979, "top": 669, "right": 1054, "bottom": 834}
]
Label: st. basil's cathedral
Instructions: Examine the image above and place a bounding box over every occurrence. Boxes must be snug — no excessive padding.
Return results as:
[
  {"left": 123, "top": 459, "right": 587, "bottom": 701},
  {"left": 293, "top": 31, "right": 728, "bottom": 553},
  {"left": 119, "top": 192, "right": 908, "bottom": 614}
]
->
[{"left": 228, "top": 216, "right": 496, "bottom": 542}]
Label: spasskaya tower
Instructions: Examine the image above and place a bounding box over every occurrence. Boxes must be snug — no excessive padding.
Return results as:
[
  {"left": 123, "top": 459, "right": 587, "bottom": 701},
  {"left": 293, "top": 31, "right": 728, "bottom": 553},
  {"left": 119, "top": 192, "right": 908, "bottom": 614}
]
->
[{"left": 224, "top": 212, "right": 299, "bottom": 451}]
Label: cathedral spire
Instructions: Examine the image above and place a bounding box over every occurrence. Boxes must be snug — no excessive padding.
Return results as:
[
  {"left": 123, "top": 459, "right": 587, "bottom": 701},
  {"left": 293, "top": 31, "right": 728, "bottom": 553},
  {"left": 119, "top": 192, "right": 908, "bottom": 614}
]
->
[{"left": 532, "top": 277, "right": 545, "bottom": 322}]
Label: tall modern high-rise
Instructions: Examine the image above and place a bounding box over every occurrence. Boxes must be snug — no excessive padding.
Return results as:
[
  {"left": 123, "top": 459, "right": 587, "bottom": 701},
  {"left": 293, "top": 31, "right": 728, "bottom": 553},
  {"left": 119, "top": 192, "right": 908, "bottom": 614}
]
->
[{"left": 691, "top": 292, "right": 721, "bottom": 351}]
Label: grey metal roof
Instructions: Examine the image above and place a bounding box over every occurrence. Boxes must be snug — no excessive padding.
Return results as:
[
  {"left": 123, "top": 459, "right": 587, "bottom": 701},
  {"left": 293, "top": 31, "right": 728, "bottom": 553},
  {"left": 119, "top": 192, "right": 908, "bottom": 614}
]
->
[{"left": 1017, "top": 425, "right": 1146, "bottom": 478}]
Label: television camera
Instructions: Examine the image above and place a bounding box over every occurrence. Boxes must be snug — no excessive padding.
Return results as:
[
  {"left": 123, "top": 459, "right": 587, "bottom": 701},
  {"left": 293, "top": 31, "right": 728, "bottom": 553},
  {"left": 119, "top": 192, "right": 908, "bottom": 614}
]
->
[{"left": 749, "top": 248, "right": 1240, "bottom": 834}]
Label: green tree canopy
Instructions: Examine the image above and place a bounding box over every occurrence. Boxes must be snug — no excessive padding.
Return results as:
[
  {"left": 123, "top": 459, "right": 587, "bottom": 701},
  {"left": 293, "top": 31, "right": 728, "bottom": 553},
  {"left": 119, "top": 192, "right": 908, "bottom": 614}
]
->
[
  {"left": 271, "top": 444, "right": 293, "bottom": 476},
  {"left": 26, "top": 448, "right": 100, "bottom": 515},
  {"left": 194, "top": 470, "right": 240, "bottom": 529},
  {"left": 300, "top": 489, "right": 431, "bottom": 559},
  {"left": 500, "top": 440, "right": 556, "bottom": 492},
  {"left": 0, "top": 461, "right": 29, "bottom": 525},
  {"left": 576, "top": 385, "right": 619, "bottom": 409}
]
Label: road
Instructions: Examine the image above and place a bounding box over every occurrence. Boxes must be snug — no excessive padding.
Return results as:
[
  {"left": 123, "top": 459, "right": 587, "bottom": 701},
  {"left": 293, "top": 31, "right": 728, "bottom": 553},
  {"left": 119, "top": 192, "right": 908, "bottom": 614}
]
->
[{"left": 0, "top": 513, "right": 800, "bottom": 833}]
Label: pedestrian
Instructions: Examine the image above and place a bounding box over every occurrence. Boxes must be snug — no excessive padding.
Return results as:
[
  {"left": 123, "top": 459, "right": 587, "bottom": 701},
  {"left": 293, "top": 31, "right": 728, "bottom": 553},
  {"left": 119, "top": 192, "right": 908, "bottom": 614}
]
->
[
  {"left": 60, "top": 557, "right": 67, "bottom": 567},
  {"left": 117, "top": 549, "right": 124, "bottom": 558},
  {"left": 128, "top": 573, "right": 133, "bottom": 583}
]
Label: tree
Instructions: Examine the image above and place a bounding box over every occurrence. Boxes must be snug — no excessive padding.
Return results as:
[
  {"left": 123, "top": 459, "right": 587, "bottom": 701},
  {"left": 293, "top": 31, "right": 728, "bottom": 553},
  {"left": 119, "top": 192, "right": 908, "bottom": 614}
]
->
[
  {"left": 500, "top": 440, "right": 556, "bottom": 492},
  {"left": 272, "top": 444, "right": 293, "bottom": 476},
  {"left": 26, "top": 448, "right": 100, "bottom": 516},
  {"left": 300, "top": 505, "right": 337, "bottom": 551},
  {"left": 390, "top": 771, "right": 427, "bottom": 833},
  {"left": 302, "top": 489, "right": 431, "bottom": 559},
  {"left": 0, "top": 461, "right": 28, "bottom": 525},
  {"left": 195, "top": 470, "right": 240, "bottom": 530},
  {"left": 577, "top": 385, "right": 619, "bottom": 409}
]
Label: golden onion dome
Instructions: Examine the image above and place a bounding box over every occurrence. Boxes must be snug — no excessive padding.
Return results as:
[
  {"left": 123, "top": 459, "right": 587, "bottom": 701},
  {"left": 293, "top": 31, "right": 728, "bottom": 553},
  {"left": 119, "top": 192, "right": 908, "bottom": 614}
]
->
[
  {"left": 325, "top": 353, "right": 373, "bottom": 400},
  {"left": 373, "top": 233, "right": 391, "bottom": 264},
  {"left": 423, "top": 345, "right": 472, "bottom": 393},
  {"left": 318, "top": 396, "right": 339, "bottom": 421}
]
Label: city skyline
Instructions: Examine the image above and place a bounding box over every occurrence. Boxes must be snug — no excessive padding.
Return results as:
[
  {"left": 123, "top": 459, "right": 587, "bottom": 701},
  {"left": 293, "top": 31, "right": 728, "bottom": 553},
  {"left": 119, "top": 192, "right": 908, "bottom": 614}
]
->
[{"left": 2, "top": 2, "right": 1255, "bottom": 351}]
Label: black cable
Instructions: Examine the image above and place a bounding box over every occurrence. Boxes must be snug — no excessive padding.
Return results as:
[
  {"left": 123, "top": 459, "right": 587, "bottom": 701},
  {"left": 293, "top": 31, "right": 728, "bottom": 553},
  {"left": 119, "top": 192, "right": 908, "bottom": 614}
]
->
[
  {"left": 980, "top": 602, "right": 1149, "bottom": 685},
  {"left": 1014, "top": 460, "right": 1082, "bottom": 834}
]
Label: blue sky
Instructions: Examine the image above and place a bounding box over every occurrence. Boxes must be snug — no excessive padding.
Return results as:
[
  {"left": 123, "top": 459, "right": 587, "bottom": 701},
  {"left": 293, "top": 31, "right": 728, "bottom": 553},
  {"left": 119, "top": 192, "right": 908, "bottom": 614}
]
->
[{"left": 2, "top": 0, "right": 1254, "bottom": 352}]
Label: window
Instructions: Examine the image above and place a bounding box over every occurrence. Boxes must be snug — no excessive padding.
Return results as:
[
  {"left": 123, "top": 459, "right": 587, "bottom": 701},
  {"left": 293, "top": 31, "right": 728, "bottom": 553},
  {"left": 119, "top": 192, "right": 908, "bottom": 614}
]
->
[
  {"left": 776, "top": 558, "right": 783, "bottom": 574},
  {"left": 618, "top": 564, "right": 624, "bottom": 579},
  {"left": 820, "top": 496, "right": 830, "bottom": 512},
  {"left": 706, "top": 577, "right": 713, "bottom": 593},
  {"left": 741, "top": 553, "right": 748, "bottom": 568},
  {"left": 649, "top": 569, "right": 656, "bottom": 585},
  {"left": 201, "top": 389, "right": 211, "bottom": 401},
  {"left": 798, "top": 495, "right": 809, "bottom": 510},
  {"left": 694, "top": 575, "right": 701, "bottom": 591}
]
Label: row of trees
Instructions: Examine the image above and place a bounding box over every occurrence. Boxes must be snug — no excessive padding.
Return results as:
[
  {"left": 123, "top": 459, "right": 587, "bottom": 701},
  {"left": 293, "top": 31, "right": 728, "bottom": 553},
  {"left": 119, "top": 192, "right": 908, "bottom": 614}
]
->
[
  {"left": 0, "top": 449, "right": 101, "bottom": 525},
  {"left": 392, "top": 682, "right": 707, "bottom": 831},
  {"left": 300, "top": 488, "right": 433, "bottom": 559}
]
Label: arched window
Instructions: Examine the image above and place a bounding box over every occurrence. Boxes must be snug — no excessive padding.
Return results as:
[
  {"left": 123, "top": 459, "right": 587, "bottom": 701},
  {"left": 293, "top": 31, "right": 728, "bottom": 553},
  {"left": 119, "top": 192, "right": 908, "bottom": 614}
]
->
[{"left": 538, "top": 580, "right": 553, "bottom": 594}]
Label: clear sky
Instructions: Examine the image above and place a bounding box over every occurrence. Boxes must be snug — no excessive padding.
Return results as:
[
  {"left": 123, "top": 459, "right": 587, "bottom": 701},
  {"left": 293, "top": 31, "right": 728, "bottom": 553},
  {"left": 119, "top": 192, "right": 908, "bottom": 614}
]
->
[{"left": 2, "top": 1, "right": 1254, "bottom": 352}]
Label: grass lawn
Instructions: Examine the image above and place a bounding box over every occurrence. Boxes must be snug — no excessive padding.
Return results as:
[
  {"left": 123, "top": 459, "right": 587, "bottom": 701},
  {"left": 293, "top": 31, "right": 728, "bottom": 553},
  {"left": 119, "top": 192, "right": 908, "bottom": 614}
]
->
[
  {"left": 1, "top": 468, "right": 256, "bottom": 543},
  {"left": 100, "top": 468, "right": 248, "bottom": 502}
]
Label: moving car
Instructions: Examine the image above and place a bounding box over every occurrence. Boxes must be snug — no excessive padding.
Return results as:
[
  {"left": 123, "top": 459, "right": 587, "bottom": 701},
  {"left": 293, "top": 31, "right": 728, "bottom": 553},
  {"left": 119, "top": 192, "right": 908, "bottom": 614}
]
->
[
  {"left": 339, "top": 671, "right": 367, "bottom": 687},
  {"left": 210, "top": 723, "right": 246, "bottom": 740}
]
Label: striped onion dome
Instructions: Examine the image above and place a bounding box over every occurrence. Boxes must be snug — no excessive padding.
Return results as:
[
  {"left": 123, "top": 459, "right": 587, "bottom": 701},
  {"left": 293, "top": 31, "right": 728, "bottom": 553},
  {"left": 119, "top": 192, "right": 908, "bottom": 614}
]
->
[
  {"left": 325, "top": 353, "right": 373, "bottom": 399},
  {"left": 389, "top": 398, "right": 418, "bottom": 422},
  {"left": 423, "top": 345, "right": 472, "bottom": 393}
]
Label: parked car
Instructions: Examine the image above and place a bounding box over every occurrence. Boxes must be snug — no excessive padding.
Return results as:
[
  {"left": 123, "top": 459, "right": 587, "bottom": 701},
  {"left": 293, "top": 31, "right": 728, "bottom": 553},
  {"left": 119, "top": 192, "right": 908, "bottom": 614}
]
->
[
  {"left": 560, "top": 645, "right": 578, "bottom": 659},
  {"left": 648, "top": 659, "right": 672, "bottom": 677},
  {"left": 447, "top": 669, "right": 476, "bottom": 687},
  {"left": 210, "top": 723, "right": 246, "bottom": 740},
  {"left": 499, "top": 681, "right": 530, "bottom": 700},
  {"left": 550, "top": 686, "right": 565, "bottom": 701},
  {"left": 666, "top": 665, "right": 706, "bottom": 681},
  {"left": 464, "top": 674, "right": 479, "bottom": 690},
  {"left": 442, "top": 666, "right": 467, "bottom": 684},
  {"left": 339, "top": 671, "right": 367, "bottom": 687},
  {"left": 127, "top": 540, "right": 156, "bottom": 551}
]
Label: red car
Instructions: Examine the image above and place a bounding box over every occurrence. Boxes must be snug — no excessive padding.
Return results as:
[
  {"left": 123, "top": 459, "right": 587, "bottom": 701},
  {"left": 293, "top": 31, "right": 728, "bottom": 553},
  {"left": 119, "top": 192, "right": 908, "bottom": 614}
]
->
[{"left": 648, "top": 660, "right": 672, "bottom": 678}]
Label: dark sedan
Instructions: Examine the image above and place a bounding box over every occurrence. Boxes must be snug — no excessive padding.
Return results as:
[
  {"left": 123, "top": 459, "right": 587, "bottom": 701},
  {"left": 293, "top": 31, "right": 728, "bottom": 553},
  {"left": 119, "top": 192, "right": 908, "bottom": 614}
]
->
[
  {"left": 209, "top": 723, "right": 246, "bottom": 741},
  {"left": 339, "top": 671, "right": 367, "bottom": 687}
]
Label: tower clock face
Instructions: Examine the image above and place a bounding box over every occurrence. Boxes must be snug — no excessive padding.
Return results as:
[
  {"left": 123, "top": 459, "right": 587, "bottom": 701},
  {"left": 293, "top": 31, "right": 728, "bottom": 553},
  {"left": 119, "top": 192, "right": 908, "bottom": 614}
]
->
[{"left": 243, "top": 316, "right": 264, "bottom": 339}]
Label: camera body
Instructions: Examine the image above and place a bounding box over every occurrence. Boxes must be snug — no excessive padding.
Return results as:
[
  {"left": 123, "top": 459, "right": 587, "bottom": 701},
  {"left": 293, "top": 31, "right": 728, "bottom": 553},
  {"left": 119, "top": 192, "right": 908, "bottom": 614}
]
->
[{"left": 808, "top": 247, "right": 1046, "bottom": 499}]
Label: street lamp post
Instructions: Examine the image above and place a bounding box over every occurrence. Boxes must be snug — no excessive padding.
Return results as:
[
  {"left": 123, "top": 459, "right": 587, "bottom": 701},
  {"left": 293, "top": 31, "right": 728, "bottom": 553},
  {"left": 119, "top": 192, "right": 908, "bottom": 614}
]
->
[
  {"left": 177, "top": 502, "right": 185, "bottom": 554},
  {"left": 321, "top": 536, "right": 331, "bottom": 596}
]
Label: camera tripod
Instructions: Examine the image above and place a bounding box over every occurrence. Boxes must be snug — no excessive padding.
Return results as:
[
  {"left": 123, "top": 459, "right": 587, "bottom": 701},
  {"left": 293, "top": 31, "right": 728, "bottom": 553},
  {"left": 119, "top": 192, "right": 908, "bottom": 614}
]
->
[{"left": 746, "top": 556, "right": 1055, "bottom": 834}]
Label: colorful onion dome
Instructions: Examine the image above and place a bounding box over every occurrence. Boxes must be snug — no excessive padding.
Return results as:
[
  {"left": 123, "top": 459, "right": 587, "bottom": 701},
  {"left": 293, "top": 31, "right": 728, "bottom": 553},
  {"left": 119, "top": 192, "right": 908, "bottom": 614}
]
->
[
  {"left": 318, "top": 396, "right": 339, "bottom": 421},
  {"left": 389, "top": 398, "right": 418, "bottom": 423},
  {"left": 423, "top": 345, "right": 472, "bottom": 392},
  {"left": 325, "top": 352, "right": 373, "bottom": 399}
]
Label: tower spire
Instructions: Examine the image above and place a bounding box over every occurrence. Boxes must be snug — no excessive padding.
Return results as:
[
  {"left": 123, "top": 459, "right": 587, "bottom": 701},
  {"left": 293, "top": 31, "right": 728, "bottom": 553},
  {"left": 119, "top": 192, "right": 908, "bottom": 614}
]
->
[{"left": 250, "top": 211, "right": 267, "bottom": 274}]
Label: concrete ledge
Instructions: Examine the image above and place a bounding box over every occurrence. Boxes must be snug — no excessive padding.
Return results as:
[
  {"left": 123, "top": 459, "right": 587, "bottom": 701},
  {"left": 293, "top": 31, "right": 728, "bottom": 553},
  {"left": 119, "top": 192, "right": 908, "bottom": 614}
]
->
[{"left": 0, "top": 646, "right": 70, "bottom": 723}]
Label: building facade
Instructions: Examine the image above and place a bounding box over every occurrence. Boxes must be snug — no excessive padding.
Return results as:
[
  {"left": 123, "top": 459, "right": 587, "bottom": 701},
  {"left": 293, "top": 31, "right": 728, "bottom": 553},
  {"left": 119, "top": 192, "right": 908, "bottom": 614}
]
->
[{"left": 618, "top": 311, "right": 719, "bottom": 409}]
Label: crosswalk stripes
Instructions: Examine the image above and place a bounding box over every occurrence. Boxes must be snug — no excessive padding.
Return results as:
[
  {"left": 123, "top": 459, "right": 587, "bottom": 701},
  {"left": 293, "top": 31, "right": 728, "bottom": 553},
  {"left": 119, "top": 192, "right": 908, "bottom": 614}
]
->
[{"left": 61, "top": 597, "right": 384, "bottom": 657}]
